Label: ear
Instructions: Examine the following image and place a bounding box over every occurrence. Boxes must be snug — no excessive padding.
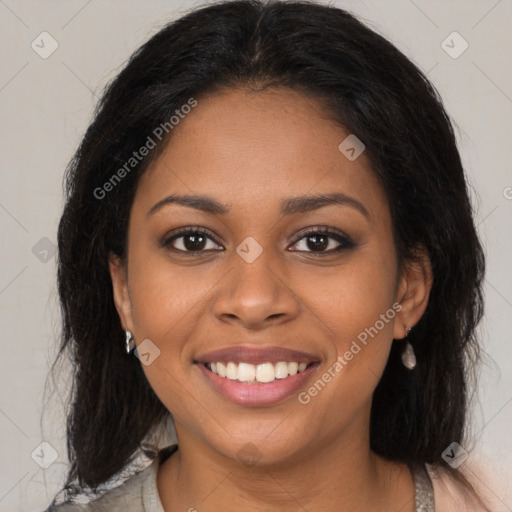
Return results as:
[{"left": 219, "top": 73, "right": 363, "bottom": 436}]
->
[
  {"left": 108, "top": 252, "right": 135, "bottom": 333},
  {"left": 393, "top": 245, "right": 433, "bottom": 340}
]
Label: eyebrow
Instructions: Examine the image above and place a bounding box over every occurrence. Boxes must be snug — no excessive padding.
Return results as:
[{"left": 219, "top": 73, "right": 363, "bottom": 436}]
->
[{"left": 147, "top": 192, "right": 369, "bottom": 219}]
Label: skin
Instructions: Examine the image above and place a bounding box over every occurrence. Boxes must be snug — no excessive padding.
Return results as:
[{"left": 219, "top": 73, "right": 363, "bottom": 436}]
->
[{"left": 109, "top": 87, "right": 433, "bottom": 511}]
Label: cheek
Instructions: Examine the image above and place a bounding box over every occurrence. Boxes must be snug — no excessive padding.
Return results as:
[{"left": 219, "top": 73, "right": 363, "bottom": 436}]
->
[
  {"left": 310, "top": 248, "right": 398, "bottom": 391},
  {"left": 127, "top": 252, "right": 210, "bottom": 339},
  {"left": 311, "top": 249, "right": 397, "bottom": 331},
  {"left": 126, "top": 257, "right": 205, "bottom": 415}
]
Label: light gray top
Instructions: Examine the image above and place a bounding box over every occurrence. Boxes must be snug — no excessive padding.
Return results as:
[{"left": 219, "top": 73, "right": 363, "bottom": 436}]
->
[
  {"left": 48, "top": 448, "right": 435, "bottom": 511},
  {"left": 49, "top": 454, "right": 164, "bottom": 512}
]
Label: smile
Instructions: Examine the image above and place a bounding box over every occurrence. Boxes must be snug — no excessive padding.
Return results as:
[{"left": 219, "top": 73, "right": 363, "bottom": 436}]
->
[
  {"left": 205, "top": 361, "right": 311, "bottom": 384},
  {"left": 196, "top": 360, "right": 320, "bottom": 407},
  {"left": 194, "top": 344, "right": 321, "bottom": 406}
]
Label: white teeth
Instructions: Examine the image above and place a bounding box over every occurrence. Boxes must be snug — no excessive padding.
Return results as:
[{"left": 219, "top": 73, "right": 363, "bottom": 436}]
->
[
  {"left": 206, "top": 361, "right": 311, "bottom": 383},
  {"left": 274, "top": 361, "right": 289, "bottom": 379},
  {"left": 256, "top": 363, "right": 275, "bottom": 383},
  {"left": 237, "top": 362, "right": 256, "bottom": 382},
  {"left": 288, "top": 362, "right": 298, "bottom": 376},
  {"left": 217, "top": 362, "right": 226, "bottom": 377},
  {"left": 226, "top": 362, "right": 238, "bottom": 380}
]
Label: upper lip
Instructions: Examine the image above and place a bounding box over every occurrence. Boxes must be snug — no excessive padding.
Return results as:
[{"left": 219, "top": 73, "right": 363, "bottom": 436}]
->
[{"left": 194, "top": 345, "right": 320, "bottom": 365}]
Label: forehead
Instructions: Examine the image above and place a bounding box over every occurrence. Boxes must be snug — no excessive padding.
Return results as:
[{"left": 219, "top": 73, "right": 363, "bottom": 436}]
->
[{"left": 134, "top": 87, "right": 388, "bottom": 223}]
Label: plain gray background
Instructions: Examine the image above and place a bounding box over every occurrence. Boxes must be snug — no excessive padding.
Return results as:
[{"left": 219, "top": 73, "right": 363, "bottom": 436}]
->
[{"left": 0, "top": 0, "right": 511, "bottom": 510}]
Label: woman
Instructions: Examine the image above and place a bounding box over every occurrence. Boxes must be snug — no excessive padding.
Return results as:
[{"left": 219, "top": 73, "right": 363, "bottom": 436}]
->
[{"left": 44, "top": 0, "right": 496, "bottom": 510}]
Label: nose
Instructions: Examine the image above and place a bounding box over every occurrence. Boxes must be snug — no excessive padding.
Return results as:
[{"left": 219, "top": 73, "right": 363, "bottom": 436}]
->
[{"left": 211, "top": 248, "right": 301, "bottom": 330}]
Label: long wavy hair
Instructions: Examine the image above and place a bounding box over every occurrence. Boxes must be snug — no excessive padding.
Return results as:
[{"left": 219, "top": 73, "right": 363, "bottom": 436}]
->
[{"left": 46, "top": 0, "right": 487, "bottom": 507}]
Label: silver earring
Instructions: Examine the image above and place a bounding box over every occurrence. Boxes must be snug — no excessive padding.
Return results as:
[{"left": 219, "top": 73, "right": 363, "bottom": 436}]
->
[
  {"left": 125, "top": 330, "right": 136, "bottom": 354},
  {"left": 401, "top": 327, "right": 416, "bottom": 370}
]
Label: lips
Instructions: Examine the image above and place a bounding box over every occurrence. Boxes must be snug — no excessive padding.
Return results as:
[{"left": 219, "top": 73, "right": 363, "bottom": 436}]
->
[
  {"left": 194, "top": 345, "right": 320, "bottom": 365},
  {"left": 194, "top": 345, "right": 321, "bottom": 406}
]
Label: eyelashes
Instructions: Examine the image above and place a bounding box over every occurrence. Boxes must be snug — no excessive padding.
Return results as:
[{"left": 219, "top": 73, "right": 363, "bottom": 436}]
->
[
  {"left": 291, "top": 226, "right": 355, "bottom": 253},
  {"left": 163, "top": 226, "right": 221, "bottom": 253},
  {"left": 161, "top": 225, "right": 356, "bottom": 256}
]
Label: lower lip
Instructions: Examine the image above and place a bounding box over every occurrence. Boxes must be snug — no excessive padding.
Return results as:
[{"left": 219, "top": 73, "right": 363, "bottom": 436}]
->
[{"left": 196, "top": 362, "right": 319, "bottom": 407}]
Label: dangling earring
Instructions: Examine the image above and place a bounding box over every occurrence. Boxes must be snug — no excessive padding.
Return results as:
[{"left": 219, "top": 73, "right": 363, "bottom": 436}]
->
[
  {"left": 401, "top": 326, "right": 416, "bottom": 370},
  {"left": 125, "top": 330, "right": 136, "bottom": 354}
]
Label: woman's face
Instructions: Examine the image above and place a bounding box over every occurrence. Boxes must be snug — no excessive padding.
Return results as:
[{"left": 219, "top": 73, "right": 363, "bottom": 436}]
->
[{"left": 110, "top": 87, "right": 424, "bottom": 465}]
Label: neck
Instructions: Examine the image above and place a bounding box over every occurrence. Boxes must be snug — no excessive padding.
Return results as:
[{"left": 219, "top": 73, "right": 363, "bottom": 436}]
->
[{"left": 156, "top": 423, "right": 415, "bottom": 512}]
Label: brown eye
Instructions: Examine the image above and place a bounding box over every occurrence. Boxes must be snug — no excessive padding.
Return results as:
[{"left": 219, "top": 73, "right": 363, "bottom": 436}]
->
[
  {"left": 163, "top": 228, "right": 223, "bottom": 253},
  {"left": 306, "top": 233, "right": 330, "bottom": 251},
  {"left": 180, "top": 232, "right": 208, "bottom": 251},
  {"left": 289, "top": 227, "right": 355, "bottom": 254}
]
